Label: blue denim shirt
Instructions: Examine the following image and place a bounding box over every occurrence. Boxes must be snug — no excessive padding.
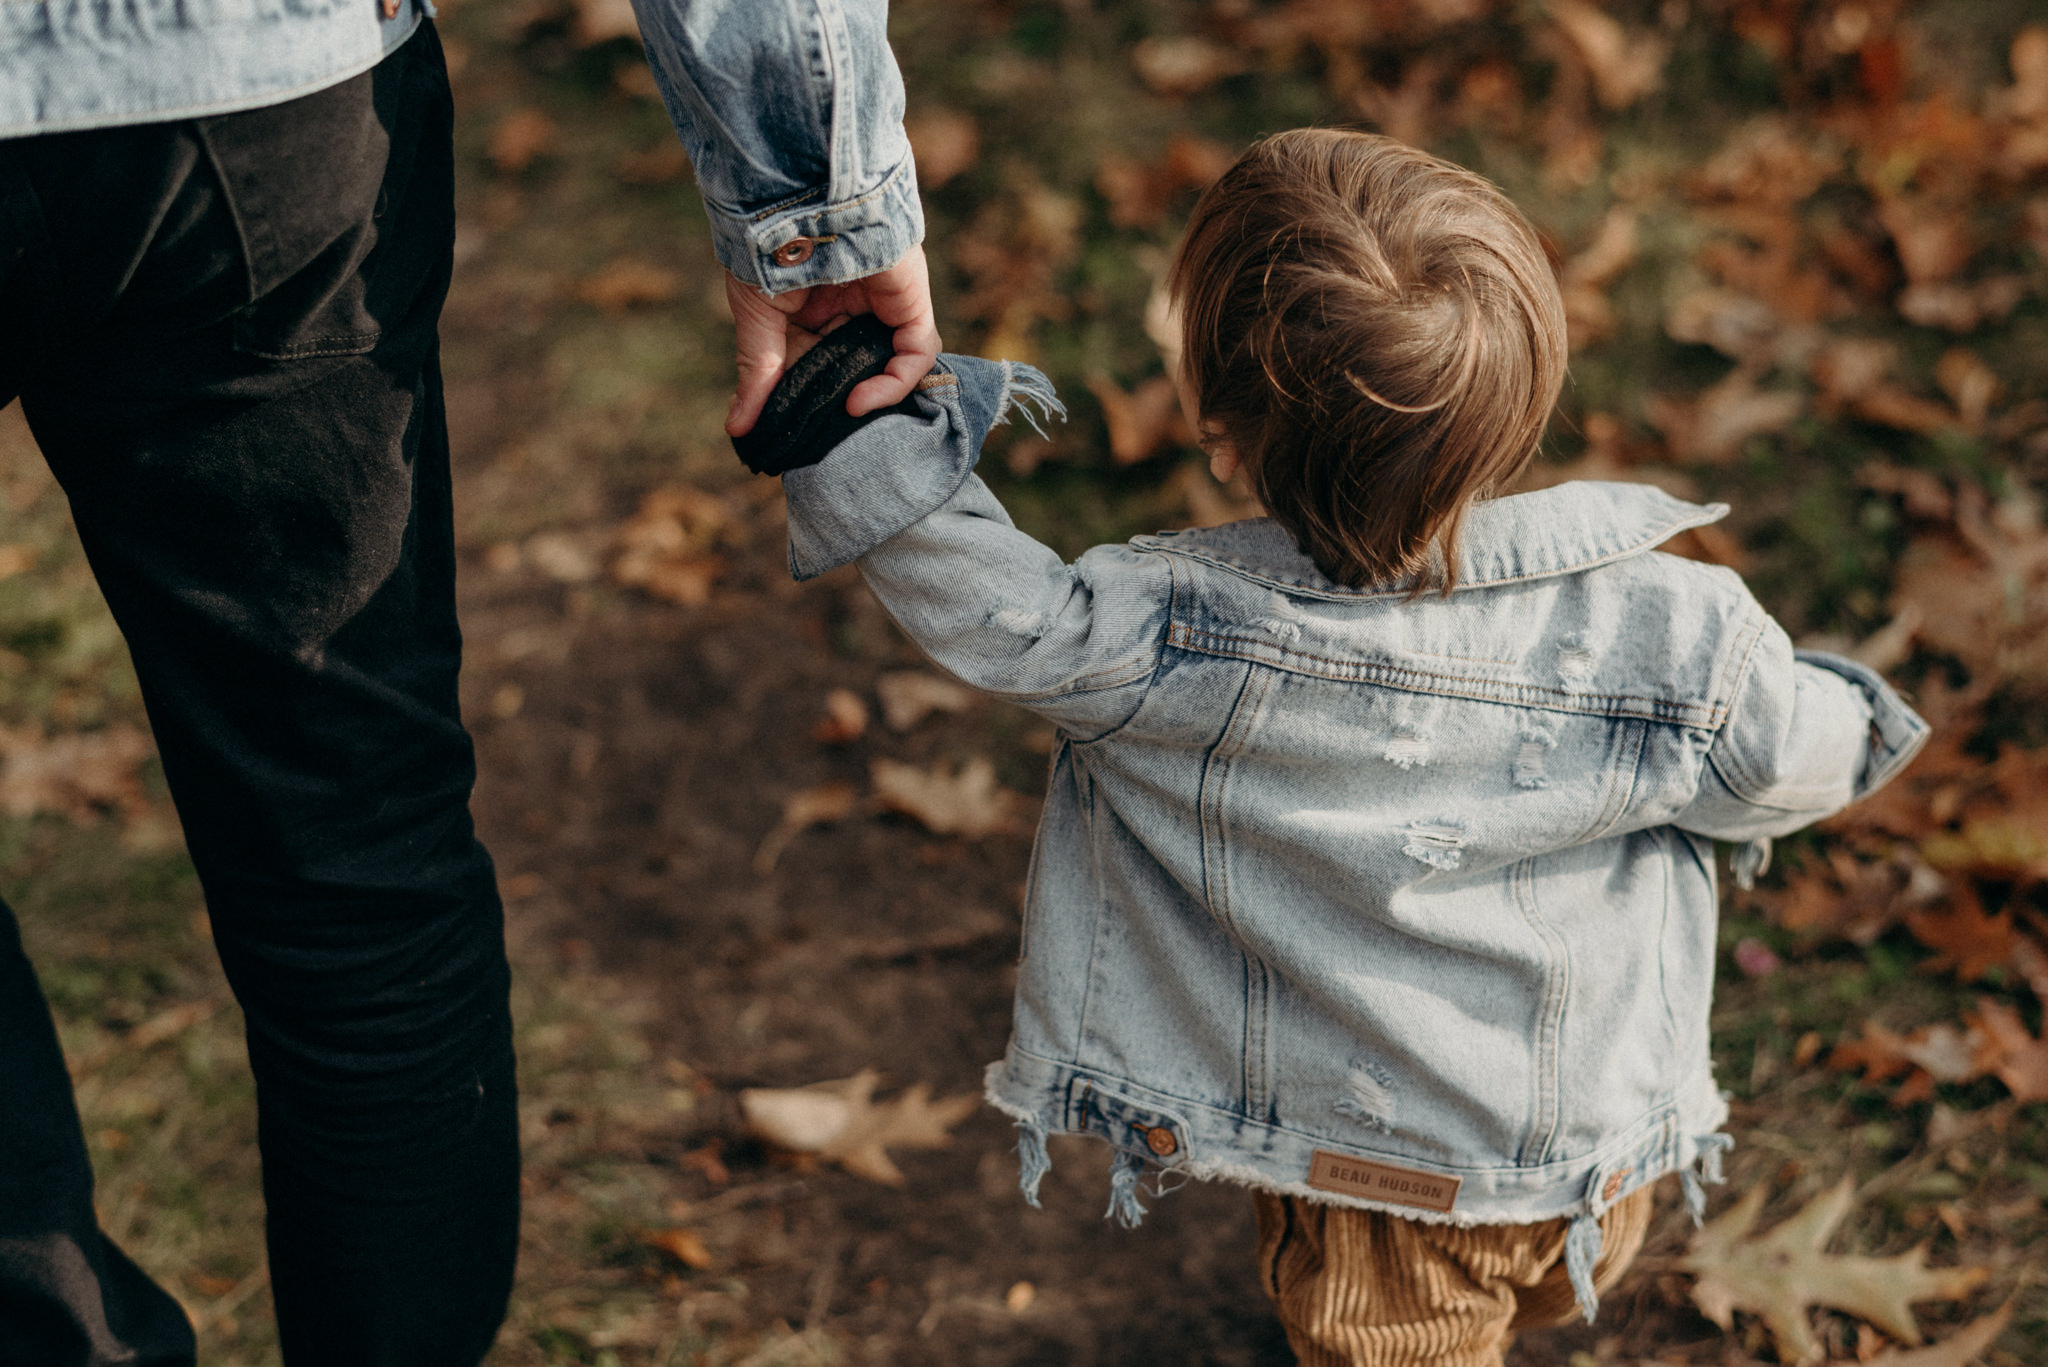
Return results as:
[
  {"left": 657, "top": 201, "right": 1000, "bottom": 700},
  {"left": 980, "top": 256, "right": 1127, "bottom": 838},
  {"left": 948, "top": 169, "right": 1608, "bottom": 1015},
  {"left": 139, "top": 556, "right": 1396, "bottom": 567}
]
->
[
  {"left": 782, "top": 358, "right": 1929, "bottom": 1317},
  {"left": 1, "top": 0, "right": 924, "bottom": 297}
]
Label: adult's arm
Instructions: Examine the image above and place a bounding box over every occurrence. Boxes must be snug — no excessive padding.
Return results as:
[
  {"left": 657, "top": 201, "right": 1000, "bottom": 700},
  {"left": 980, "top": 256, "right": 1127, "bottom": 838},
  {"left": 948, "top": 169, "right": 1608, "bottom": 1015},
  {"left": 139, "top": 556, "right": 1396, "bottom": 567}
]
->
[{"left": 628, "top": 0, "right": 939, "bottom": 433}]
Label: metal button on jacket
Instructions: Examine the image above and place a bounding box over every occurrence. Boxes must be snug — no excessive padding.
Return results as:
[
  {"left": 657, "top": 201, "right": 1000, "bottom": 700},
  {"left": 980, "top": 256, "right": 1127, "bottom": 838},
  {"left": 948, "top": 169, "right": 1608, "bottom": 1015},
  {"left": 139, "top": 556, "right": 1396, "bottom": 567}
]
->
[{"left": 772, "top": 237, "right": 816, "bottom": 267}]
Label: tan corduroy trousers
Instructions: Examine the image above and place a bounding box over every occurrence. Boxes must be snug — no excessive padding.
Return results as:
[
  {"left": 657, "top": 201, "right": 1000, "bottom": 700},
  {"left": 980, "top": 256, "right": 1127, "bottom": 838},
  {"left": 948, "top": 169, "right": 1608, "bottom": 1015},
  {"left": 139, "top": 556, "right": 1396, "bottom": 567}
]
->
[{"left": 1252, "top": 1187, "right": 1655, "bottom": 1367}]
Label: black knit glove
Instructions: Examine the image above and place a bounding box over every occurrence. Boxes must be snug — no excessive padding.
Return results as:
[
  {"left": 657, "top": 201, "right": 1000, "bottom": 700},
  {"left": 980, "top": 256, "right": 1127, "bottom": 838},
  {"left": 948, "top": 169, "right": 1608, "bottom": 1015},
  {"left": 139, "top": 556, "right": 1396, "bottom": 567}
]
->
[{"left": 729, "top": 313, "right": 929, "bottom": 476}]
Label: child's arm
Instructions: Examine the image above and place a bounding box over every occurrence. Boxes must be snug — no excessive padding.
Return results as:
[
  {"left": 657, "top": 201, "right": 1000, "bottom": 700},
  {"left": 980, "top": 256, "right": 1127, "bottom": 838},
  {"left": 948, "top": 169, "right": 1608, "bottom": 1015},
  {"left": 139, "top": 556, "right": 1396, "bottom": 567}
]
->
[
  {"left": 1674, "top": 617, "right": 1927, "bottom": 841},
  {"left": 779, "top": 359, "right": 1172, "bottom": 737}
]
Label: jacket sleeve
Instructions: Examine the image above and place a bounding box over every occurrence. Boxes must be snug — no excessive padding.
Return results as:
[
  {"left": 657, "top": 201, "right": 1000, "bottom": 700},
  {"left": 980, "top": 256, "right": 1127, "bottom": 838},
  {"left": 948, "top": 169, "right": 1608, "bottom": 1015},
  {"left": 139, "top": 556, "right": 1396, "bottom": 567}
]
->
[
  {"left": 1674, "top": 620, "right": 1928, "bottom": 842},
  {"left": 849, "top": 475, "right": 1172, "bottom": 737},
  {"left": 779, "top": 364, "right": 1171, "bottom": 738},
  {"left": 627, "top": 0, "right": 924, "bottom": 291}
]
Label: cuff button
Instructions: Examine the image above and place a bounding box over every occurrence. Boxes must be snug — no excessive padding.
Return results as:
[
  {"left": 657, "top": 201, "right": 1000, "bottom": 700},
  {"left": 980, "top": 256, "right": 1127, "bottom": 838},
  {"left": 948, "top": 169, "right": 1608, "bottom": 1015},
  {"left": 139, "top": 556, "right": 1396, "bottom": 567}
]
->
[{"left": 771, "top": 237, "right": 816, "bottom": 267}]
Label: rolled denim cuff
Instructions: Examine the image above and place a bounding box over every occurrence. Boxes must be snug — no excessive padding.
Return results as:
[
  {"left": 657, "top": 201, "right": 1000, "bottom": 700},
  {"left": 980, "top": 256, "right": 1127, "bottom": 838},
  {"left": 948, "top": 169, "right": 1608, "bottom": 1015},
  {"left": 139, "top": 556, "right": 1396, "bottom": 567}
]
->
[
  {"left": 782, "top": 354, "right": 1060, "bottom": 580},
  {"left": 1792, "top": 649, "right": 1930, "bottom": 796},
  {"left": 710, "top": 154, "right": 925, "bottom": 293}
]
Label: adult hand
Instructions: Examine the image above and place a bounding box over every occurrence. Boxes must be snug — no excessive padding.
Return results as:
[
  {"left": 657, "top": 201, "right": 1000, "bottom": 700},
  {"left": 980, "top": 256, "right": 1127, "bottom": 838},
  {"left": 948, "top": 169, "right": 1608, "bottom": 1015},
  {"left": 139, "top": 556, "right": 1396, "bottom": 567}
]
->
[{"left": 724, "top": 244, "right": 941, "bottom": 437}]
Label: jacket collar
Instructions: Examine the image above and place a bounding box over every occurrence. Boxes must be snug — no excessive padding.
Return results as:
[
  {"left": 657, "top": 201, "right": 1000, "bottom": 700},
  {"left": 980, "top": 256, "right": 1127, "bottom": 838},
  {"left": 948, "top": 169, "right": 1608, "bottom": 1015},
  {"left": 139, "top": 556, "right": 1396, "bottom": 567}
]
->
[{"left": 1132, "top": 481, "right": 1729, "bottom": 600}]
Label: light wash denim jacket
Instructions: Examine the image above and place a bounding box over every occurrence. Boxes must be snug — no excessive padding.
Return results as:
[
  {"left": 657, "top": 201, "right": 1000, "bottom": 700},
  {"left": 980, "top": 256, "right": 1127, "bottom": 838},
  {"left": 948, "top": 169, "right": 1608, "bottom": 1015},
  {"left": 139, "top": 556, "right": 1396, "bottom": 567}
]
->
[
  {"left": 2, "top": 0, "right": 923, "bottom": 297},
  {"left": 781, "top": 357, "right": 1928, "bottom": 1317}
]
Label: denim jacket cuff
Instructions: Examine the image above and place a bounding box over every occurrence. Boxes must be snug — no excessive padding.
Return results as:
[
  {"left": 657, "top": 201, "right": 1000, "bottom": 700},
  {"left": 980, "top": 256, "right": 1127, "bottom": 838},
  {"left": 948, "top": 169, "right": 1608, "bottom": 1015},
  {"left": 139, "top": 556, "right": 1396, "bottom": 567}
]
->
[
  {"left": 782, "top": 355, "right": 1060, "bottom": 580},
  {"left": 710, "top": 155, "right": 926, "bottom": 293},
  {"left": 1792, "top": 649, "right": 1931, "bottom": 796}
]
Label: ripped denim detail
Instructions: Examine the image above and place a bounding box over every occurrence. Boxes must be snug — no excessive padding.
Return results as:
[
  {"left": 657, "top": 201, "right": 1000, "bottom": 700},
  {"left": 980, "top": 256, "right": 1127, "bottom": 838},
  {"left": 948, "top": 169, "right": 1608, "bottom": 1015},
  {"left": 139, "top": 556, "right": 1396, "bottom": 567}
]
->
[
  {"left": 1015, "top": 1115, "right": 1052, "bottom": 1208},
  {"left": 1682, "top": 1130, "right": 1733, "bottom": 1225},
  {"left": 1732, "top": 837, "right": 1772, "bottom": 890},
  {"left": 1106, "top": 1148, "right": 1149, "bottom": 1229},
  {"left": 990, "top": 360, "right": 1065, "bottom": 438}
]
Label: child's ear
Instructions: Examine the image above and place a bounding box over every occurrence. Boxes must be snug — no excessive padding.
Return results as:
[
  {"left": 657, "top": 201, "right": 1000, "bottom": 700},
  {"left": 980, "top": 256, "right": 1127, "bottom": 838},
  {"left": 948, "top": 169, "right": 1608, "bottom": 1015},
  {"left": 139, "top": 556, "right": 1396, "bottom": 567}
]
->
[{"left": 1208, "top": 442, "right": 1241, "bottom": 485}]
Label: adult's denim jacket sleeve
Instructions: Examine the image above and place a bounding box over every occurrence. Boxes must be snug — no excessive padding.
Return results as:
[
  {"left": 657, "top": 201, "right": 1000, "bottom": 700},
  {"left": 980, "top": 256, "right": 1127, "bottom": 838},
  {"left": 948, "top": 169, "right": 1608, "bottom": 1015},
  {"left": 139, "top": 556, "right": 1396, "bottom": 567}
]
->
[
  {"left": 628, "top": 0, "right": 924, "bottom": 292},
  {"left": 1676, "top": 620, "right": 1928, "bottom": 841}
]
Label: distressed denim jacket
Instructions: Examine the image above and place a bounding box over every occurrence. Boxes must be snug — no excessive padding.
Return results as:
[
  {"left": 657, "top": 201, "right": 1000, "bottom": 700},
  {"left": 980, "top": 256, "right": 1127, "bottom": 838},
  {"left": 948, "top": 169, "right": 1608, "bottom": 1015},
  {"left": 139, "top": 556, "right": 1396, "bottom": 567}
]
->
[
  {"left": 781, "top": 357, "right": 1929, "bottom": 1317},
  {"left": 4, "top": 0, "right": 923, "bottom": 301}
]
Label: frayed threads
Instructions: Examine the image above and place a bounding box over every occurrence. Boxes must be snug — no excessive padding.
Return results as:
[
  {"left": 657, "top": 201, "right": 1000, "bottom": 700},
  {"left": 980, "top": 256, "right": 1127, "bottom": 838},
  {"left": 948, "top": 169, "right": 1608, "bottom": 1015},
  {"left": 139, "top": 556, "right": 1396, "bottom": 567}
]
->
[
  {"left": 1564, "top": 1212, "right": 1604, "bottom": 1324},
  {"left": 1106, "top": 1148, "right": 1149, "bottom": 1229},
  {"left": 993, "top": 361, "right": 1066, "bottom": 438},
  {"left": 1732, "top": 837, "right": 1773, "bottom": 891},
  {"left": 1683, "top": 1133, "right": 1733, "bottom": 1225},
  {"left": 1015, "top": 1117, "right": 1051, "bottom": 1208}
]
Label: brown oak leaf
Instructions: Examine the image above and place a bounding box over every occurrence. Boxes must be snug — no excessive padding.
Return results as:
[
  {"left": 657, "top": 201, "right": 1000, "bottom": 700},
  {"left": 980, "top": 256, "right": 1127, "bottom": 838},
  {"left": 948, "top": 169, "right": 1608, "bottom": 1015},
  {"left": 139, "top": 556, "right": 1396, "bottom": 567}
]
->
[
  {"left": 1964, "top": 998, "right": 2048, "bottom": 1104},
  {"left": 1682, "top": 1179, "right": 1990, "bottom": 1362}
]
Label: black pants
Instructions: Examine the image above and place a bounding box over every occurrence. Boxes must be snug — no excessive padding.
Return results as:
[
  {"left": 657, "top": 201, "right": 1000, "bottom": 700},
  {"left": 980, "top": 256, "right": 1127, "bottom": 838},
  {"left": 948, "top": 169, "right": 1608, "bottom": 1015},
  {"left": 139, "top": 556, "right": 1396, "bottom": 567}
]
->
[{"left": 0, "top": 28, "right": 518, "bottom": 1367}]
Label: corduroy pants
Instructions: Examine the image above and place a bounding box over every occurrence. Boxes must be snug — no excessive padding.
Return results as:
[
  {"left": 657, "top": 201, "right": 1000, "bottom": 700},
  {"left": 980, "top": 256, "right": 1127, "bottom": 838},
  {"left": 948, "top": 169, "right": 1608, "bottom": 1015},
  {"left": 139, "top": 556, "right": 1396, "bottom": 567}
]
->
[{"left": 1253, "top": 1187, "right": 1655, "bottom": 1367}]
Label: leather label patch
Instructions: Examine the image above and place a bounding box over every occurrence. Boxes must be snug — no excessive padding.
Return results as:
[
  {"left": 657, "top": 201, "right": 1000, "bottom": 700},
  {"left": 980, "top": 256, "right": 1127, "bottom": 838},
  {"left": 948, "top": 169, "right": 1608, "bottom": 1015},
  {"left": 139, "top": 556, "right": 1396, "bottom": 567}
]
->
[{"left": 1307, "top": 1151, "right": 1462, "bottom": 1213}]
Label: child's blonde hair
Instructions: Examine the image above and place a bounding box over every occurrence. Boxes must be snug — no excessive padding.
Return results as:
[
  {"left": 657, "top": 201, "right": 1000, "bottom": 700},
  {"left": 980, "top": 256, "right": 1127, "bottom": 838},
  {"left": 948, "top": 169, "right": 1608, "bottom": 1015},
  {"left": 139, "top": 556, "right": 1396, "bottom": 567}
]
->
[{"left": 1170, "top": 129, "right": 1567, "bottom": 590}]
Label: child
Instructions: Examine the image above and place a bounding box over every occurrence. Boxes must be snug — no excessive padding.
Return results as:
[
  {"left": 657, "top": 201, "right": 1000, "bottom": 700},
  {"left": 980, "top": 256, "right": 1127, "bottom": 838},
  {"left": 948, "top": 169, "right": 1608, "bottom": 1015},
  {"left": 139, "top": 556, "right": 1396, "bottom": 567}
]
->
[{"left": 746, "top": 130, "right": 1927, "bottom": 1366}]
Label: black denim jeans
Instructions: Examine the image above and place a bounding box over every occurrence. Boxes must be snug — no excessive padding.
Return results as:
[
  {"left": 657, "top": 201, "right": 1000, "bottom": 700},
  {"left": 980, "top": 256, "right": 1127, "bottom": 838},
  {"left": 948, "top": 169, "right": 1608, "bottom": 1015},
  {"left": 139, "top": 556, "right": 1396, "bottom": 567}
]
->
[{"left": 0, "top": 28, "right": 518, "bottom": 1367}]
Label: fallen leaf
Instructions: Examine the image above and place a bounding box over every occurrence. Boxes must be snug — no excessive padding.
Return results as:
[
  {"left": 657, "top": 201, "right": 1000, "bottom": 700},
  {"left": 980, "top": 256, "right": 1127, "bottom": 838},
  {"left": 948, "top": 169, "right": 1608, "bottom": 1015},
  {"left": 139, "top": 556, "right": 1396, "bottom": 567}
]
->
[
  {"left": 906, "top": 108, "right": 980, "bottom": 191},
  {"left": 1876, "top": 196, "right": 1974, "bottom": 286},
  {"left": 1905, "top": 885, "right": 2020, "bottom": 982},
  {"left": 1549, "top": 0, "right": 1669, "bottom": 109},
  {"left": 870, "top": 757, "right": 1027, "bottom": 839},
  {"left": 1647, "top": 372, "right": 1804, "bottom": 464},
  {"left": 1093, "top": 135, "right": 1236, "bottom": 231},
  {"left": 1889, "top": 525, "right": 2048, "bottom": 693},
  {"left": 1830, "top": 1018, "right": 1986, "bottom": 1105},
  {"left": 1560, "top": 207, "right": 1637, "bottom": 349},
  {"left": 1849, "top": 605, "right": 1921, "bottom": 674},
  {"left": 739, "top": 1069, "right": 980, "bottom": 1186},
  {"left": 1666, "top": 288, "right": 1781, "bottom": 366},
  {"left": 611, "top": 58, "right": 659, "bottom": 101},
  {"left": 1964, "top": 999, "right": 2048, "bottom": 1104},
  {"left": 1085, "top": 373, "right": 1189, "bottom": 464},
  {"left": 953, "top": 177, "right": 1081, "bottom": 359},
  {"left": 640, "top": 1227, "right": 714, "bottom": 1270},
  {"left": 874, "top": 671, "right": 975, "bottom": 732},
  {"left": 68, "top": 997, "right": 224, "bottom": 1076},
  {"left": 812, "top": 689, "right": 869, "bottom": 745},
  {"left": 487, "top": 108, "right": 556, "bottom": 175},
  {"left": 576, "top": 258, "right": 682, "bottom": 312},
  {"left": 568, "top": 0, "right": 639, "bottom": 46},
  {"left": 0, "top": 723, "right": 154, "bottom": 823},
  {"left": 611, "top": 485, "right": 731, "bottom": 606},
  {"left": 1131, "top": 35, "right": 1247, "bottom": 97},
  {"left": 1933, "top": 349, "right": 2000, "bottom": 430},
  {"left": 754, "top": 782, "right": 860, "bottom": 874},
  {"left": 1896, "top": 276, "right": 2029, "bottom": 333},
  {"left": 524, "top": 531, "right": 603, "bottom": 584},
  {"left": 1682, "top": 1178, "right": 1990, "bottom": 1362},
  {"left": 1864, "top": 1301, "right": 2012, "bottom": 1367},
  {"left": 615, "top": 143, "right": 692, "bottom": 185},
  {"left": 1855, "top": 462, "right": 1952, "bottom": 521}
]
